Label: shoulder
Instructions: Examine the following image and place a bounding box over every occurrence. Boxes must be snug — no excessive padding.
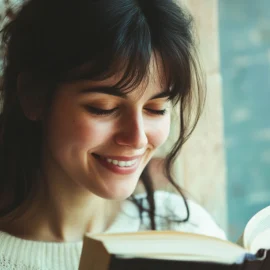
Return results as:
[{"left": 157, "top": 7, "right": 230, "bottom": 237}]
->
[{"left": 134, "top": 191, "right": 227, "bottom": 240}]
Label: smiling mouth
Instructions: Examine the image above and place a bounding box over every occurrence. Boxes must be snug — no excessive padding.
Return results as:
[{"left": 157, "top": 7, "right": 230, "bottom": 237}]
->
[{"left": 92, "top": 154, "right": 139, "bottom": 168}]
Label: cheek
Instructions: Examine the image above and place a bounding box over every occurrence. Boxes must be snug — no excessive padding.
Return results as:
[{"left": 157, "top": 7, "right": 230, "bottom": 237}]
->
[
  {"left": 45, "top": 102, "right": 113, "bottom": 154},
  {"left": 147, "top": 115, "right": 171, "bottom": 147},
  {"left": 54, "top": 118, "right": 114, "bottom": 152},
  {"left": 70, "top": 118, "right": 114, "bottom": 149}
]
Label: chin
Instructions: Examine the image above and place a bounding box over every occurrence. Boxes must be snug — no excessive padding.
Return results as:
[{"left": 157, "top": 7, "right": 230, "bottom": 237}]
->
[
  {"left": 105, "top": 187, "right": 135, "bottom": 201},
  {"left": 98, "top": 181, "right": 138, "bottom": 201}
]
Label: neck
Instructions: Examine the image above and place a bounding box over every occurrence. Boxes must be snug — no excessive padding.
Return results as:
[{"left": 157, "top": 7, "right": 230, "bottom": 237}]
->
[
  {"left": 38, "top": 184, "right": 116, "bottom": 242},
  {"left": 3, "top": 174, "right": 121, "bottom": 243}
]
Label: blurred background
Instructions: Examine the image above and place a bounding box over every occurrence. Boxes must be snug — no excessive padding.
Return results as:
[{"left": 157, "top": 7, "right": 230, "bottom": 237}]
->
[
  {"left": 0, "top": 0, "right": 269, "bottom": 241},
  {"left": 219, "top": 0, "right": 270, "bottom": 240}
]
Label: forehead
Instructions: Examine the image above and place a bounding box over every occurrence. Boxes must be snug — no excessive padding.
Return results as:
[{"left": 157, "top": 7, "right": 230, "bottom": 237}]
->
[
  {"left": 57, "top": 52, "right": 170, "bottom": 101},
  {"left": 89, "top": 53, "right": 167, "bottom": 93}
]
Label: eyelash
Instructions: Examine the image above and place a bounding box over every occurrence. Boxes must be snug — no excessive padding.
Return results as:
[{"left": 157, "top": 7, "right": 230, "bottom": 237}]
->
[
  {"left": 86, "top": 107, "right": 118, "bottom": 115},
  {"left": 146, "top": 108, "right": 167, "bottom": 115},
  {"left": 86, "top": 106, "right": 167, "bottom": 116}
]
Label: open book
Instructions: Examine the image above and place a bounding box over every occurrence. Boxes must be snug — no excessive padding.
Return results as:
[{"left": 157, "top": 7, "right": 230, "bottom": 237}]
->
[{"left": 79, "top": 206, "right": 270, "bottom": 270}]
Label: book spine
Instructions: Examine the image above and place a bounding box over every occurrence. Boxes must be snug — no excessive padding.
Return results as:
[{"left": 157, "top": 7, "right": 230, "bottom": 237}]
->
[
  {"left": 109, "top": 256, "right": 240, "bottom": 270},
  {"left": 108, "top": 250, "right": 270, "bottom": 270}
]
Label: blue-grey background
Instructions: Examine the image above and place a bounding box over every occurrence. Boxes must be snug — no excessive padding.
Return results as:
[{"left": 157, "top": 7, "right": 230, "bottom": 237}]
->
[{"left": 218, "top": 0, "right": 270, "bottom": 241}]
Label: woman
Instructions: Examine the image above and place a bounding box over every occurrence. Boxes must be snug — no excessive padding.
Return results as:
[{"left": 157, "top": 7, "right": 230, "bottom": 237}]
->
[{"left": 0, "top": 0, "right": 225, "bottom": 269}]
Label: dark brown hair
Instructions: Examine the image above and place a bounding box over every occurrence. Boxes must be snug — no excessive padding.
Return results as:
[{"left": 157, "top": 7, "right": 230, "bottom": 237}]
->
[{"left": 0, "top": 0, "right": 204, "bottom": 228}]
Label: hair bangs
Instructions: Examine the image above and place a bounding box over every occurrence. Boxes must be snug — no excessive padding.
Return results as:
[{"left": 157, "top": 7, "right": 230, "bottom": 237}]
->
[
  {"left": 57, "top": 1, "right": 155, "bottom": 95},
  {"left": 154, "top": 43, "right": 193, "bottom": 106}
]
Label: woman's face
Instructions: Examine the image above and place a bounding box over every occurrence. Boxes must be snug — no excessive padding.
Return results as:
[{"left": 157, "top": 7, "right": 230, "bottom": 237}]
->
[{"left": 42, "top": 58, "right": 171, "bottom": 200}]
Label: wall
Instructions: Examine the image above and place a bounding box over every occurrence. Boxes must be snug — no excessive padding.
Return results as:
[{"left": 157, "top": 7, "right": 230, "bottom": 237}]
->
[{"left": 178, "top": 0, "right": 227, "bottom": 230}]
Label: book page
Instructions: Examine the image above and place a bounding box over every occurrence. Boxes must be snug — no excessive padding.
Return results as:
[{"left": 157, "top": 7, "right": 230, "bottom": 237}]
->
[
  {"left": 249, "top": 228, "right": 270, "bottom": 254},
  {"left": 243, "top": 206, "right": 270, "bottom": 250},
  {"left": 87, "top": 231, "right": 249, "bottom": 264}
]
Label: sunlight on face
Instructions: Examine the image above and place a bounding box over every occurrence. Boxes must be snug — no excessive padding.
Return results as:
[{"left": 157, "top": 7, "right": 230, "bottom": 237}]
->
[{"left": 42, "top": 55, "right": 172, "bottom": 200}]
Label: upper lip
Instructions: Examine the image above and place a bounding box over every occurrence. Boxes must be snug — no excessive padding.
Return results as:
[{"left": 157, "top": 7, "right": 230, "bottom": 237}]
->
[{"left": 94, "top": 154, "right": 143, "bottom": 161}]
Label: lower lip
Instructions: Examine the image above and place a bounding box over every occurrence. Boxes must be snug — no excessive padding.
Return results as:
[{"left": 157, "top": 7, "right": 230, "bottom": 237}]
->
[{"left": 94, "top": 156, "right": 140, "bottom": 175}]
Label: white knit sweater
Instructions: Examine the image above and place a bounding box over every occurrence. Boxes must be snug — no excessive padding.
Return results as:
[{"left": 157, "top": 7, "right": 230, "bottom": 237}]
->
[{"left": 0, "top": 191, "right": 226, "bottom": 270}]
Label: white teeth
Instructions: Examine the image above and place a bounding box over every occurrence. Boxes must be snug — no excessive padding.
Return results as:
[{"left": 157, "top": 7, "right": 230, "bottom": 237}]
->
[
  {"left": 105, "top": 158, "right": 137, "bottom": 167},
  {"left": 126, "top": 161, "right": 133, "bottom": 166},
  {"left": 118, "top": 161, "right": 126, "bottom": 167}
]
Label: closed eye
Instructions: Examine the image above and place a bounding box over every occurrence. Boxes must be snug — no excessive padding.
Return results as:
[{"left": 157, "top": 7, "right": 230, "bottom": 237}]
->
[
  {"left": 85, "top": 106, "right": 118, "bottom": 116},
  {"left": 145, "top": 108, "right": 167, "bottom": 115},
  {"left": 85, "top": 106, "right": 168, "bottom": 116}
]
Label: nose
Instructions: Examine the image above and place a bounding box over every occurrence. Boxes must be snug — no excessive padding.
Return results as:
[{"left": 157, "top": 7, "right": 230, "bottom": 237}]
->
[{"left": 114, "top": 112, "right": 148, "bottom": 149}]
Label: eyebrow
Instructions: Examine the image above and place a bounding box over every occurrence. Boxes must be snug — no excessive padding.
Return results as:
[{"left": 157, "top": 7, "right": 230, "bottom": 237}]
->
[
  {"left": 80, "top": 86, "right": 126, "bottom": 97},
  {"left": 150, "top": 91, "right": 171, "bottom": 100},
  {"left": 79, "top": 86, "right": 170, "bottom": 100}
]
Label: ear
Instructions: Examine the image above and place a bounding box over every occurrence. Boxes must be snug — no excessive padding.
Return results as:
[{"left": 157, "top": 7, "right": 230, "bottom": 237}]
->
[{"left": 17, "top": 73, "right": 45, "bottom": 121}]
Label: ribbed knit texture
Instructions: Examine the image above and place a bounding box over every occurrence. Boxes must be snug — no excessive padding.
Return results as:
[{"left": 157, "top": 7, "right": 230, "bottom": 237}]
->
[{"left": 0, "top": 231, "right": 82, "bottom": 269}]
